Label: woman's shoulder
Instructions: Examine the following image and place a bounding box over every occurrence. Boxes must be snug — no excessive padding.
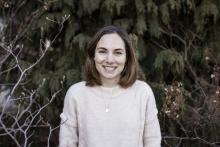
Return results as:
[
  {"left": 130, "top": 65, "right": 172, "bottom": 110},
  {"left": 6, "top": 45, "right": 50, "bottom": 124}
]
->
[
  {"left": 133, "top": 80, "right": 155, "bottom": 100},
  {"left": 66, "top": 81, "right": 87, "bottom": 94},
  {"left": 133, "top": 80, "right": 152, "bottom": 91}
]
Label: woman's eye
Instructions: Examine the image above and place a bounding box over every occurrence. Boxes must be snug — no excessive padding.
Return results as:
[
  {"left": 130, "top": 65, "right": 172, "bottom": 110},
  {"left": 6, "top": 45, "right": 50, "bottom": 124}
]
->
[
  {"left": 98, "top": 50, "right": 107, "bottom": 54},
  {"left": 115, "top": 51, "right": 123, "bottom": 55}
]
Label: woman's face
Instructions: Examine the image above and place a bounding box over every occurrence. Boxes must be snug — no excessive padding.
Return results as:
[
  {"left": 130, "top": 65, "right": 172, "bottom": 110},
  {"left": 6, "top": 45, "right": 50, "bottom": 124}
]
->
[{"left": 94, "top": 33, "right": 126, "bottom": 86}]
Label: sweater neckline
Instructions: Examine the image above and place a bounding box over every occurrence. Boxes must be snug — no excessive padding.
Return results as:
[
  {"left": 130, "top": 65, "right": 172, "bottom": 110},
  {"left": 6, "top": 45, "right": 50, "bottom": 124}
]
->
[{"left": 91, "top": 84, "right": 129, "bottom": 99}]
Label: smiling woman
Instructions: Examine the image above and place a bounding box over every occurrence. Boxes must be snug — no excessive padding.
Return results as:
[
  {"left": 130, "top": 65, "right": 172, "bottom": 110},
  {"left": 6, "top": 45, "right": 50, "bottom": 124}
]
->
[
  {"left": 84, "top": 26, "right": 138, "bottom": 88},
  {"left": 59, "top": 26, "right": 161, "bottom": 147}
]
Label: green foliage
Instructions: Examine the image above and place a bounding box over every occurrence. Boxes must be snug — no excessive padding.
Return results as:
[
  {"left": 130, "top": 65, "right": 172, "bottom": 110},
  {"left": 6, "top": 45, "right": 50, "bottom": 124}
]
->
[
  {"left": 154, "top": 49, "right": 184, "bottom": 77},
  {"left": 73, "top": 33, "right": 91, "bottom": 51},
  {"left": 135, "top": 0, "right": 145, "bottom": 13},
  {"left": 160, "top": 3, "right": 170, "bottom": 25},
  {"left": 102, "top": 0, "right": 126, "bottom": 15},
  {"left": 114, "top": 18, "right": 133, "bottom": 30},
  {"left": 136, "top": 14, "right": 147, "bottom": 35},
  {"left": 168, "top": 0, "right": 181, "bottom": 11},
  {"left": 63, "top": 0, "right": 74, "bottom": 7},
  {"left": 145, "top": 0, "right": 158, "bottom": 14},
  {"left": 81, "top": 0, "right": 101, "bottom": 14},
  {"left": 148, "top": 15, "right": 161, "bottom": 38},
  {"left": 64, "top": 20, "right": 79, "bottom": 49},
  {"left": 194, "top": 0, "right": 219, "bottom": 32},
  {"left": 135, "top": 36, "right": 146, "bottom": 60}
]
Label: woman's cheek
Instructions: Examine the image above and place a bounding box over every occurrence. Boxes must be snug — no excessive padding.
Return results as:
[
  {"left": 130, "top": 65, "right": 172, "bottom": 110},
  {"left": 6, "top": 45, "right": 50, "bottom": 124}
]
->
[
  {"left": 116, "top": 56, "right": 126, "bottom": 64},
  {"left": 94, "top": 54, "right": 105, "bottom": 63}
]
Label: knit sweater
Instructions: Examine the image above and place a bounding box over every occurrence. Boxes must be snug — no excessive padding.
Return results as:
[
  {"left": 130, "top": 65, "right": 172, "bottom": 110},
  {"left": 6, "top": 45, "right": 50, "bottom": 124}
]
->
[{"left": 59, "top": 80, "right": 161, "bottom": 147}]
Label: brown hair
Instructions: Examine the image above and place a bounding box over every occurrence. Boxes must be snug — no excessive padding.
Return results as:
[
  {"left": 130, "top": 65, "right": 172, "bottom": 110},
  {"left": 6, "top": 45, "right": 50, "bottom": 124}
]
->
[{"left": 84, "top": 25, "right": 138, "bottom": 88}]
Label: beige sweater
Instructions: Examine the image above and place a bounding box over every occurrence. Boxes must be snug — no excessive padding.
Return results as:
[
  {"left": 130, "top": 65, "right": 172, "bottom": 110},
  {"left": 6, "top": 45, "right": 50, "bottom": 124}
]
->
[{"left": 59, "top": 80, "right": 161, "bottom": 147}]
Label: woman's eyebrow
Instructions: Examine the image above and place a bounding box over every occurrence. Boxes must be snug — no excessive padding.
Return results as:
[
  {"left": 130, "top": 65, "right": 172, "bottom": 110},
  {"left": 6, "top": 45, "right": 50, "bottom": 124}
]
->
[
  {"left": 96, "top": 47, "right": 107, "bottom": 50},
  {"left": 96, "top": 47, "right": 125, "bottom": 51},
  {"left": 115, "top": 48, "right": 125, "bottom": 51}
]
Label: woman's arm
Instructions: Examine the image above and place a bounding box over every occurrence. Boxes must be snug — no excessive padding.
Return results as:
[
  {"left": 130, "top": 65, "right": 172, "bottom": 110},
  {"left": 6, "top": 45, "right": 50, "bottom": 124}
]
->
[
  {"left": 143, "top": 86, "right": 161, "bottom": 147},
  {"left": 59, "top": 87, "right": 79, "bottom": 147},
  {"left": 59, "top": 114, "right": 78, "bottom": 147},
  {"left": 143, "top": 115, "right": 161, "bottom": 147}
]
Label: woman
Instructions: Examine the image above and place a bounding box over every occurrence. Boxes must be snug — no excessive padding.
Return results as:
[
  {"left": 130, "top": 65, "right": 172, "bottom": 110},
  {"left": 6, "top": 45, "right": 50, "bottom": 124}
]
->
[{"left": 59, "top": 26, "right": 161, "bottom": 147}]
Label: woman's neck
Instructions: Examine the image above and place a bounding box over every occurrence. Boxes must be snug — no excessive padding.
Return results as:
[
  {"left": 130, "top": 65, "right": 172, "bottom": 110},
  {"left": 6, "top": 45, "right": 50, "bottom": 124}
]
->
[{"left": 101, "top": 78, "right": 119, "bottom": 88}]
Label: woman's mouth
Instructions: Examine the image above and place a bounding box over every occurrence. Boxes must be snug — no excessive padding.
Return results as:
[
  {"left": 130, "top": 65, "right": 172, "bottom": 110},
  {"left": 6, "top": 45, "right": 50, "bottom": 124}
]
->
[{"left": 102, "top": 66, "right": 117, "bottom": 73}]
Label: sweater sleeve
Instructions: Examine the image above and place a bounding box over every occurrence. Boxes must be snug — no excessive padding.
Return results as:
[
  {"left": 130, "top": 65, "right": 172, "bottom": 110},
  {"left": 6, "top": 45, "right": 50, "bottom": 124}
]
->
[
  {"left": 59, "top": 86, "right": 78, "bottom": 147},
  {"left": 143, "top": 86, "right": 161, "bottom": 147}
]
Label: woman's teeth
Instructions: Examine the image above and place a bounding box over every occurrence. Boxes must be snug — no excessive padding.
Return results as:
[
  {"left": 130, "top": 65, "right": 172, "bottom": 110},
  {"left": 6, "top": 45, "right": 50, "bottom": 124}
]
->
[{"left": 103, "top": 66, "right": 116, "bottom": 72}]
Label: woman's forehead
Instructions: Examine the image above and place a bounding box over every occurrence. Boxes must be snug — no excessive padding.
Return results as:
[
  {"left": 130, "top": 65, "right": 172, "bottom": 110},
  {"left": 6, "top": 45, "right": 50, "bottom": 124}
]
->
[{"left": 96, "top": 33, "right": 125, "bottom": 50}]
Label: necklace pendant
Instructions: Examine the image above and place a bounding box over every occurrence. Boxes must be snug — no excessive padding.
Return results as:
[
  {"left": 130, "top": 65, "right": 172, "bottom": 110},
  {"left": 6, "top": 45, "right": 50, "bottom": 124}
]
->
[{"left": 105, "top": 108, "right": 109, "bottom": 113}]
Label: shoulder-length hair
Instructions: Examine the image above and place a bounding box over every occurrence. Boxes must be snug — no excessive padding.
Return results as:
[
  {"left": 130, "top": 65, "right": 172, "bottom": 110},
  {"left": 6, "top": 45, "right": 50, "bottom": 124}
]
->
[{"left": 84, "top": 25, "right": 138, "bottom": 88}]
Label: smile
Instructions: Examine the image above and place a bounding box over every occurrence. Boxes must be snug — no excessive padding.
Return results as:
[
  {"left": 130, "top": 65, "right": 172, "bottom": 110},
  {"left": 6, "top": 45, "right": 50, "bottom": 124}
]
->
[{"left": 102, "top": 65, "right": 117, "bottom": 72}]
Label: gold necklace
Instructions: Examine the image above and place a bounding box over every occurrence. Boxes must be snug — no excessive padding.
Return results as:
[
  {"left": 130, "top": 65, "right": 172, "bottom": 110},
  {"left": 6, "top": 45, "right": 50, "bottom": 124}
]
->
[{"left": 102, "top": 86, "right": 115, "bottom": 113}]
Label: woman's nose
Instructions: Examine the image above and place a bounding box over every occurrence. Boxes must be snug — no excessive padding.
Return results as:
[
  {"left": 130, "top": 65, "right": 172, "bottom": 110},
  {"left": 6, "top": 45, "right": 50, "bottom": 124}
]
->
[{"left": 106, "top": 53, "right": 114, "bottom": 63}]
